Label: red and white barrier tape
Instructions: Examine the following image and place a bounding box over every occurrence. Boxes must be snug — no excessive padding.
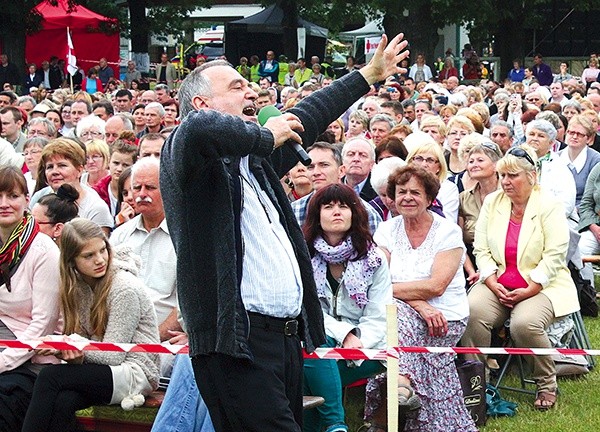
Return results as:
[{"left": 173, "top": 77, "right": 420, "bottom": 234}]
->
[{"left": 1, "top": 340, "right": 597, "bottom": 358}]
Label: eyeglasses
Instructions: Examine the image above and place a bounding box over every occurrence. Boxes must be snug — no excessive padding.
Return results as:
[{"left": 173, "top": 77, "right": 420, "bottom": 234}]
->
[
  {"left": 23, "top": 148, "right": 42, "bottom": 156},
  {"left": 27, "top": 130, "right": 50, "bottom": 138},
  {"left": 566, "top": 130, "right": 588, "bottom": 139},
  {"left": 413, "top": 155, "right": 439, "bottom": 165},
  {"left": 507, "top": 147, "right": 535, "bottom": 167},
  {"left": 86, "top": 154, "right": 103, "bottom": 161},
  {"left": 80, "top": 131, "right": 104, "bottom": 139},
  {"left": 491, "top": 132, "right": 508, "bottom": 138}
]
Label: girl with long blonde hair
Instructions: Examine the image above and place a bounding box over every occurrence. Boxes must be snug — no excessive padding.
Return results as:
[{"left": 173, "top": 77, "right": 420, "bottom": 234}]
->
[{"left": 22, "top": 219, "right": 160, "bottom": 432}]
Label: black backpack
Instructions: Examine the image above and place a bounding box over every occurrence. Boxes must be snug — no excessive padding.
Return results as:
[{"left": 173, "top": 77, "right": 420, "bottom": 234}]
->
[{"left": 568, "top": 261, "right": 599, "bottom": 317}]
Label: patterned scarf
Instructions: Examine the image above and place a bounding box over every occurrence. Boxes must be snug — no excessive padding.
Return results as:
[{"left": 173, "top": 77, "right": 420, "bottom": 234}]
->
[
  {"left": 0, "top": 214, "right": 39, "bottom": 292},
  {"left": 311, "top": 236, "right": 382, "bottom": 309}
]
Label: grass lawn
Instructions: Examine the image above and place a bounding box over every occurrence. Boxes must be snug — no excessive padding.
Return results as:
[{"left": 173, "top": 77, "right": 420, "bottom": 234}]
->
[{"left": 343, "top": 314, "right": 600, "bottom": 431}]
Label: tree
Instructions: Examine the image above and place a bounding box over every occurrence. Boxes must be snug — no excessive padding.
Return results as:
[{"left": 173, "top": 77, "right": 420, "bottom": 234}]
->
[
  {"left": 0, "top": 0, "right": 66, "bottom": 73},
  {"left": 0, "top": 0, "right": 212, "bottom": 76}
]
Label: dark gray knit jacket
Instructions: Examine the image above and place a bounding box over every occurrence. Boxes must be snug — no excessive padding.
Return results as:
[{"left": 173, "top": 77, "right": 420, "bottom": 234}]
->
[{"left": 160, "top": 70, "right": 370, "bottom": 359}]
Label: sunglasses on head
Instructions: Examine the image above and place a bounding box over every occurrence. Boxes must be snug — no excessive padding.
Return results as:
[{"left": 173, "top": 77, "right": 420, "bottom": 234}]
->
[
  {"left": 479, "top": 141, "right": 502, "bottom": 157},
  {"left": 507, "top": 147, "right": 535, "bottom": 167}
]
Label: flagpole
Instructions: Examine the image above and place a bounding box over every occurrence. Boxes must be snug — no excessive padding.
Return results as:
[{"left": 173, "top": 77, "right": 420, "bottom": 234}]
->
[{"left": 68, "top": 27, "right": 74, "bottom": 93}]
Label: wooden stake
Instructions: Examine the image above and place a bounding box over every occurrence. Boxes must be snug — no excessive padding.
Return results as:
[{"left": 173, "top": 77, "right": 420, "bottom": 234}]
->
[{"left": 386, "top": 303, "right": 399, "bottom": 431}]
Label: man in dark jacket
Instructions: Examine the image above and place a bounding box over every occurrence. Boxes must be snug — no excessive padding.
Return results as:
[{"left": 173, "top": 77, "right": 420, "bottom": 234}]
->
[
  {"left": 0, "top": 54, "right": 21, "bottom": 91},
  {"left": 532, "top": 53, "right": 553, "bottom": 87},
  {"left": 160, "top": 33, "right": 409, "bottom": 432}
]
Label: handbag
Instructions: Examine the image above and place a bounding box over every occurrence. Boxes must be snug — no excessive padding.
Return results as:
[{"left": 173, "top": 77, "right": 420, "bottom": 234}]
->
[
  {"left": 455, "top": 359, "right": 487, "bottom": 426},
  {"left": 485, "top": 384, "right": 517, "bottom": 417}
]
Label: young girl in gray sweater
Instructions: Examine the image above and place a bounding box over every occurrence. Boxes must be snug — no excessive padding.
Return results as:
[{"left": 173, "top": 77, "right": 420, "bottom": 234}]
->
[{"left": 22, "top": 218, "right": 160, "bottom": 432}]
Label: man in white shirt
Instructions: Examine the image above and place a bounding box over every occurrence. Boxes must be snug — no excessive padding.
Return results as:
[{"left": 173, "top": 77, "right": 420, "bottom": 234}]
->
[
  {"left": 111, "top": 157, "right": 181, "bottom": 373},
  {"left": 549, "top": 82, "right": 568, "bottom": 107}
]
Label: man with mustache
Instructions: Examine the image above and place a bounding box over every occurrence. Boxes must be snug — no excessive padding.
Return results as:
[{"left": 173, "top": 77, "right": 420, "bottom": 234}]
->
[
  {"left": 111, "top": 156, "right": 181, "bottom": 377},
  {"left": 160, "top": 33, "right": 410, "bottom": 432}
]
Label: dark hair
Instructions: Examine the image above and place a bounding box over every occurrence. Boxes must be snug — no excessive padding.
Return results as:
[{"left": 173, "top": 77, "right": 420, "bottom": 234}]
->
[
  {"left": 45, "top": 109, "right": 64, "bottom": 127},
  {"left": 306, "top": 141, "right": 343, "bottom": 166},
  {"left": 115, "top": 89, "right": 133, "bottom": 100},
  {"left": 387, "top": 165, "right": 440, "bottom": 204},
  {"left": 37, "top": 184, "right": 79, "bottom": 224},
  {"left": 315, "top": 129, "right": 336, "bottom": 144},
  {"left": 520, "top": 109, "right": 538, "bottom": 125},
  {"left": 163, "top": 98, "right": 179, "bottom": 111},
  {"left": 0, "top": 165, "right": 27, "bottom": 196},
  {"left": 380, "top": 100, "right": 404, "bottom": 115},
  {"left": 92, "top": 100, "right": 114, "bottom": 116},
  {"left": 0, "top": 91, "right": 17, "bottom": 103},
  {"left": 303, "top": 184, "right": 373, "bottom": 259},
  {"left": 132, "top": 103, "right": 145, "bottom": 114},
  {"left": 117, "top": 166, "right": 133, "bottom": 207},
  {"left": 0, "top": 106, "right": 24, "bottom": 123},
  {"left": 375, "top": 136, "right": 408, "bottom": 161}
]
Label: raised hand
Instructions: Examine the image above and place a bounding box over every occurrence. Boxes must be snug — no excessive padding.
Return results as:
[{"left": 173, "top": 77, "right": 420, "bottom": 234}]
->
[{"left": 359, "top": 33, "right": 410, "bottom": 85}]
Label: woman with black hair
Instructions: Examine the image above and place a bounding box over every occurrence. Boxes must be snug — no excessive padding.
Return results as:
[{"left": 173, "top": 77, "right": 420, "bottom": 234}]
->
[
  {"left": 31, "top": 184, "right": 79, "bottom": 244},
  {"left": 302, "top": 184, "right": 391, "bottom": 432}
]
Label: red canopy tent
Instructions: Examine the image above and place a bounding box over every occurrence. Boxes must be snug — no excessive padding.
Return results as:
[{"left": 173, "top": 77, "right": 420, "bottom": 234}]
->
[{"left": 25, "top": 0, "right": 120, "bottom": 78}]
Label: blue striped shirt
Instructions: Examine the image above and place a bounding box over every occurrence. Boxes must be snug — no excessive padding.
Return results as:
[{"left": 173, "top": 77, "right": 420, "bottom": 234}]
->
[{"left": 238, "top": 157, "right": 303, "bottom": 318}]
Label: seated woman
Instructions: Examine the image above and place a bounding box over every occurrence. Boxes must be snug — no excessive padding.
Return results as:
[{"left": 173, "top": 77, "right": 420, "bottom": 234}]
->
[
  {"left": 302, "top": 184, "right": 392, "bottom": 432},
  {"left": 461, "top": 145, "right": 580, "bottom": 410},
  {"left": 445, "top": 116, "right": 475, "bottom": 178},
  {"left": 365, "top": 165, "right": 475, "bottom": 432},
  {"left": 524, "top": 119, "right": 576, "bottom": 220},
  {"left": 21, "top": 219, "right": 160, "bottom": 432},
  {"left": 0, "top": 166, "right": 62, "bottom": 429},
  {"left": 31, "top": 184, "right": 80, "bottom": 244},
  {"left": 458, "top": 140, "right": 502, "bottom": 283},
  {"left": 557, "top": 114, "right": 600, "bottom": 206},
  {"left": 29, "top": 138, "right": 114, "bottom": 235}
]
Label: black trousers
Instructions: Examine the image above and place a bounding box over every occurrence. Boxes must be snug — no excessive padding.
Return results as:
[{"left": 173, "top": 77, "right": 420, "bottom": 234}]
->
[
  {"left": 192, "top": 315, "right": 303, "bottom": 432},
  {"left": 21, "top": 363, "right": 113, "bottom": 432},
  {"left": 0, "top": 364, "right": 37, "bottom": 431}
]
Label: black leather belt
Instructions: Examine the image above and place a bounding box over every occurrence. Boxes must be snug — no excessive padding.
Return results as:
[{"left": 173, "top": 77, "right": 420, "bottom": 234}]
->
[{"left": 248, "top": 312, "right": 299, "bottom": 336}]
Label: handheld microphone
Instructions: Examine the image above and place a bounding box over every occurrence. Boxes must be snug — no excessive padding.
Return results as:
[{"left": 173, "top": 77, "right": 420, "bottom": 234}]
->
[{"left": 257, "top": 105, "right": 312, "bottom": 166}]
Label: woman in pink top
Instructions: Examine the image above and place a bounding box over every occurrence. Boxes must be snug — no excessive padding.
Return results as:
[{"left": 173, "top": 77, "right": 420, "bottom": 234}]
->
[
  {"left": 461, "top": 145, "right": 580, "bottom": 411},
  {"left": 0, "top": 166, "right": 61, "bottom": 429}
]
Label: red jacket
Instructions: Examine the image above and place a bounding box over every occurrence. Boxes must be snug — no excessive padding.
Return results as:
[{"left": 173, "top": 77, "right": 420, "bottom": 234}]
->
[
  {"left": 82, "top": 77, "right": 104, "bottom": 94},
  {"left": 92, "top": 174, "right": 112, "bottom": 209}
]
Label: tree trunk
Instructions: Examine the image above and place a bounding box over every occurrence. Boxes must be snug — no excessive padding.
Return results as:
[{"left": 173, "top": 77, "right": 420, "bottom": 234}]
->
[
  {"left": 494, "top": 14, "right": 527, "bottom": 80},
  {"left": 128, "top": 0, "right": 149, "bottom": 54},
  {"left": 1, "top": 1, "right": 27, "bottom": 73},
  {"left": 278, "top": 0, "right": 298, "bottom": 60},
  {"left": 383, "top": 3, "right": 439, "bottom": 72}
]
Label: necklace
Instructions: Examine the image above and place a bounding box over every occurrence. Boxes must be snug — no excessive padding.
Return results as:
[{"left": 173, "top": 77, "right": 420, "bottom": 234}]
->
[{"left": 511, "top": 208, "right": 524, "bottom": 218}]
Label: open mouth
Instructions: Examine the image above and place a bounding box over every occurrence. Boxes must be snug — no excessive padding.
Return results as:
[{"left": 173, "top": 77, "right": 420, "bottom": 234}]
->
[{"left": 242, "top": 106, "right": 257, "bottom": 116}]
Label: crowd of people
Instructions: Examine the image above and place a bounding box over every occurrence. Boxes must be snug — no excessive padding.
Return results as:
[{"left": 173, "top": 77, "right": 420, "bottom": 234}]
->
[{"left": 0, "top": 33, "right": 598, "bottom": 432}]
